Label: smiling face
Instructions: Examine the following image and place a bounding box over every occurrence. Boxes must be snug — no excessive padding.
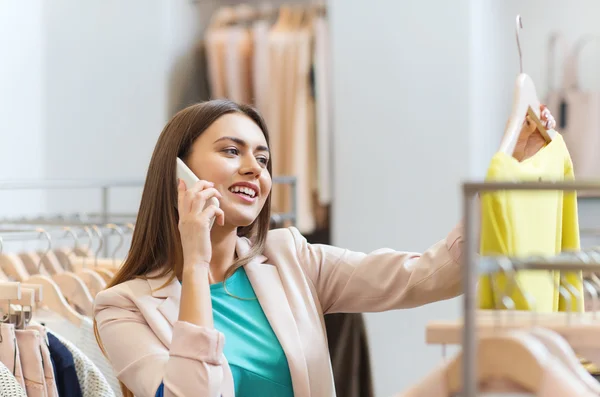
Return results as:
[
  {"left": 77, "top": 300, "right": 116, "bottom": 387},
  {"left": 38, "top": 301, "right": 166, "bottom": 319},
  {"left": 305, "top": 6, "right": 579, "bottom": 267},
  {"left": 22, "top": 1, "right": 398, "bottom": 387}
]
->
[{"left": 185, "top": 113, "right": 272, "bottom": 228}]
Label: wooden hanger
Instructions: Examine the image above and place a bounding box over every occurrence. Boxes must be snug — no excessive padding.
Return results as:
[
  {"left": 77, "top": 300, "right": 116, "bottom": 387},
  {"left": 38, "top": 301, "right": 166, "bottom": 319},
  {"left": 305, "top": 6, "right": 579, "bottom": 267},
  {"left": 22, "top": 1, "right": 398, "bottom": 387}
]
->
[
  {"left": 26, "top": 274, "right": 83, "bottom": 326},
  {"left": 446, "top": 331, "right": 550, "bottom": 394},
  {"left": 0, "top": 253, "right": 29, "bottom": 282},
  {"left": 528, "top": 327, "right": 600, "bottom": 393},
  {"left": 61, "top": 227, "right": 106, "bottom": 297},
  {"left": 209, "top": 6, "right": 236, "bottom": 30},
  {"left": 273, "top": 5, "right": 293, "bottom": 32},
  {"left": 29, "top": 229, "right": 94, "bottom": 316},
  {"left": 289, "top": 5, "right": 305, "bottom": 30},
  {"left": 36, "top": 250, "right": 64, "bottom": 275},
  {"left": 0, "top": 232, "right": 83, "bottom": 325},
  {"left": 499, "top": 15, "right": 556, "bottom": 155}
]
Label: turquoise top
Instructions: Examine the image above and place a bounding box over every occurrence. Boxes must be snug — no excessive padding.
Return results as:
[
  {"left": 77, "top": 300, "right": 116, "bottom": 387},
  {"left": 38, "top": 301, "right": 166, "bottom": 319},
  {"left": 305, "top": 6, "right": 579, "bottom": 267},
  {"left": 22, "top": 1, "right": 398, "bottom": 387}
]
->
[
  {"left": 211, "top": 267, "right": 294, "bottom": 396},
  {"left": 160, "top": 268, "right": 294, "bottom": 396}
]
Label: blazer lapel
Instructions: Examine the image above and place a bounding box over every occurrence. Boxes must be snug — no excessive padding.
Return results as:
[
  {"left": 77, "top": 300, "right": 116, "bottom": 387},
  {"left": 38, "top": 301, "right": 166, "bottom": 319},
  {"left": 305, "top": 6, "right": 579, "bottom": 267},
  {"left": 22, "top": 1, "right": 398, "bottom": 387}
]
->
[
  {"left": 147, "top": 274, "right": 181, "bottom": 341},
  {"left": 239, "top": 238, "right": 311, "bottom": 397}
]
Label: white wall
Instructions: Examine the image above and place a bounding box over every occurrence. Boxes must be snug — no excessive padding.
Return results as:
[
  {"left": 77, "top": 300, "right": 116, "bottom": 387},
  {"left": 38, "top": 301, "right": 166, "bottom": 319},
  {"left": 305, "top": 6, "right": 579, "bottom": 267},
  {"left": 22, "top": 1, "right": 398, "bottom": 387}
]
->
[
  {"left": 329, "top": 0, "right": 470, "bottom": 395},
  {"left": 42, "top": 0, "right": 219, "bottom": 215},
  {"left": 0, "top": 1, "right": 46, "bottom": 217}
]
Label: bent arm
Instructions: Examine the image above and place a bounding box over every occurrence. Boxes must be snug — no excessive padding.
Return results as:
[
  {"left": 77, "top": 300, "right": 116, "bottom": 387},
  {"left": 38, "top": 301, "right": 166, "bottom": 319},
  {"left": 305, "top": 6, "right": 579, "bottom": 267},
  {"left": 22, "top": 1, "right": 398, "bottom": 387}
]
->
[
  {"left": 292, "top": 223, "right": 464, "bottom": 314},
  {"left": 94, "top": 290, "right": 225, "bottom": 397}
]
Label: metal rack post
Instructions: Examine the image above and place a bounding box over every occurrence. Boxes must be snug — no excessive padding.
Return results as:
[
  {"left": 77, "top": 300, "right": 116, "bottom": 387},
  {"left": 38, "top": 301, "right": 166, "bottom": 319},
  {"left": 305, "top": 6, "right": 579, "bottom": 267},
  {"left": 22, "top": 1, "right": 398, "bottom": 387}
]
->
[{"left": 461, "top": 180, "right": 600, "bottom": 397}]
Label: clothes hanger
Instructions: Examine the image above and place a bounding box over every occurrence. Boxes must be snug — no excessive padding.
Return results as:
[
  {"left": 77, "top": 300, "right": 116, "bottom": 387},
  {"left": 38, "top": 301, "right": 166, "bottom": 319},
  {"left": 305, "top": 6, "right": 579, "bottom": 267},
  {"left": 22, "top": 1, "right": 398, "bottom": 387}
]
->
[
  {"left": 446, "top": 330, "right": 550, "bottom": 394},
  {"left": 273, "top": 5, "right": 293, "bottom": 32},
  {"left": 0, "top": 235, "right": 31, "bottom": 282},
  {"left": 0, "top": 228, "right": 84, "bottom": 326},
  {"left": 61, "top": 226, "right": 106, "bottom": 297},
  {"left": 528, "top": 327, "right": 600, "bottom": 393},
  {"left": 499, "top": 15, "right": 556, "bottom": 155},
  {"left": 427, "top": 268, "right": 600, "bottom": 349},
  {"left": 30, "top": 229, "right": 94, "bottom": 316}
]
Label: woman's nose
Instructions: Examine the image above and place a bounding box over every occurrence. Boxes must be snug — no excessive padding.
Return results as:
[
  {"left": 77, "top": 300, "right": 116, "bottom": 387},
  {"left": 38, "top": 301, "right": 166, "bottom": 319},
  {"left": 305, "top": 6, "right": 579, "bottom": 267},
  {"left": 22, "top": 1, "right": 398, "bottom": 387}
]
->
[{"left": 239, "top": 157, "right": 262, "bottom": 176}]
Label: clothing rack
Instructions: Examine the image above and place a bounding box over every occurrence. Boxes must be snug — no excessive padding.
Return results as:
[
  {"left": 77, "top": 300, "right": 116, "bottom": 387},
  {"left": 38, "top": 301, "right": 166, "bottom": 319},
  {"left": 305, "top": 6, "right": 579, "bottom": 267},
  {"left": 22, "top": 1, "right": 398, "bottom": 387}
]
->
[
  {"left": 461, "top": 179, "right": 600, "bottom": 397},
  {"left": 0, "top": 176, "right": 298, "bottom": 255}
]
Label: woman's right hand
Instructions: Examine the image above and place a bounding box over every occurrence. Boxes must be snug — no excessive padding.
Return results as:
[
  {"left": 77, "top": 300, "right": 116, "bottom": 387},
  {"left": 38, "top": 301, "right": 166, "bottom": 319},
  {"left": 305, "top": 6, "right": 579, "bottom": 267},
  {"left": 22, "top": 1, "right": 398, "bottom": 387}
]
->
[{"left": 177, "top": 179, "right": 224, "bottom": 269}]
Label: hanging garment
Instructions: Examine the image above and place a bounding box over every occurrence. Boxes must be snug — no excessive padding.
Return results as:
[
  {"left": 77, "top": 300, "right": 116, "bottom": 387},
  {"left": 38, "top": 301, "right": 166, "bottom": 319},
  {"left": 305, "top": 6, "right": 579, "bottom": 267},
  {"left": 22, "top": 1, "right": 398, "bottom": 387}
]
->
[
  {"left": 77, "top": 318, "right": 121, "bottom": 397},
  {"left": 478, "top": 133, "right": 583, "bottom": 312},
  {"left": 47, "top": 332, "right": 83, "bottom": 397},
  {"left": 251, "top": 18, "right": 271, "bottom": 113},
  {"left": 35, "top": 311, "right": 122, "bottom": 396},
  {"left": 205, "top": 27, "right": 229, "bottom": 99},
  {"left": 313, "top": 14, "right": 333, "bottom": 208},
  {"left": 0, "top": 324, "right": 26, "bottom": 390},
  {"left": 15, "top": 329, "right": 47, "bottom": 397},
  {"left": 546, "top": 36, "right": 600, "bottom": 193},
  {"left": 27, "top": 324, "right": 60, "bottom": 397},
  {"left": 0, "top": 360, "right": 26, "bottom": 396},
  {"left": 324, "top": 313, "right": 374, "bottom": 397},
  {"left": 267, "top": 25, "right": 317, "bottom": 234},
  {"left": 50, "top": 330, "right": 115, "bottom": 397},
  {"left": 224, "top": 26, "right": 253, "bottom": 104}
]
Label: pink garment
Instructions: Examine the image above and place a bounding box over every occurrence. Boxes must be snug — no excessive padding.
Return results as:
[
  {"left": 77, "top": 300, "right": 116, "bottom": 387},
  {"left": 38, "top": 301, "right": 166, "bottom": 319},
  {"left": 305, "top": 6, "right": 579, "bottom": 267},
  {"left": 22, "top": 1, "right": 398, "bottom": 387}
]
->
[
  {"left": 27, "top": 324, "right": 59, "bottom": 397},
  {"left": 396, "top": 356, "right": 596, "bottom": 396},
  {"left": 0, "top": 324, "right": 25, "bottom": 389},
  {"left": 94, "top": 224, "right": 464, "bottom": 397},
  {"left": 15, "top": 329, "right": 47, "bottom": 397}
]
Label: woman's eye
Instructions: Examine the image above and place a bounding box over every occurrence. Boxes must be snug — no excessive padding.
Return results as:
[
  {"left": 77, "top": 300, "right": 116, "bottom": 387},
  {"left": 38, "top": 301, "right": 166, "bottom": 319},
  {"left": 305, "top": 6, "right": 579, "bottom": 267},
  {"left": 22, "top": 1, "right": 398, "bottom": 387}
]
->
[
  {"left": 257, "top": 157, "right": 268, "bottom": 165},
  {"left": 224, "top": 148, "right": 239, "bottom": 155}
]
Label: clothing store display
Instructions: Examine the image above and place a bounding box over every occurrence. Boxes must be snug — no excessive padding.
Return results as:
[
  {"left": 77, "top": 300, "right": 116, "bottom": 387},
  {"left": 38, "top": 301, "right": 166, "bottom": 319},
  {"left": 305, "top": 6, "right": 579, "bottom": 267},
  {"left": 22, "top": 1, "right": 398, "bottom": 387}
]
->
[
  {"left": 324, "top": 313, "right": 374, "bottom": 397},
  {"left": 0, "top": 324, "right": 26, "bottom": 390},
  {"left": 95, "top": 223, "right": 464, "bottom": 397},
  {"left": 478, "top": 133, "right": 583, "bottom": 312},
  {"left": 0, "top": 361, "right": 26, "bottom": 397},
  {"left": 546, "top": 36, "right": 600, "bottom": 192},
  {"left": 47, "top": 332, "right": 83, "bottom": 397},
  {"left": 51, "top": 331, "right": 115, "bottom": 397}
]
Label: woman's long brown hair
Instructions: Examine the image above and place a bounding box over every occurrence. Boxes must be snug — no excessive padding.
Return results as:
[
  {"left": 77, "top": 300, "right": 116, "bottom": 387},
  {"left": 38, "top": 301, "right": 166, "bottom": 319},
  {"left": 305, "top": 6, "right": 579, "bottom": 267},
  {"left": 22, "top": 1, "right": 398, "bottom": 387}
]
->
[{"left": 94, "top": 99, "right": 272, "bottom": 397}]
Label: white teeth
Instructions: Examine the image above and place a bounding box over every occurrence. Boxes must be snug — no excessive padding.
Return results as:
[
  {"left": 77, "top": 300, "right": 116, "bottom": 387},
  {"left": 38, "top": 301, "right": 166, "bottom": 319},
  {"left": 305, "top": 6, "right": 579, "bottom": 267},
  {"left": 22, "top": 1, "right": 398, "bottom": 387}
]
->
[{"left": 229, "top": 185, "right": 256, "bottom": 197}]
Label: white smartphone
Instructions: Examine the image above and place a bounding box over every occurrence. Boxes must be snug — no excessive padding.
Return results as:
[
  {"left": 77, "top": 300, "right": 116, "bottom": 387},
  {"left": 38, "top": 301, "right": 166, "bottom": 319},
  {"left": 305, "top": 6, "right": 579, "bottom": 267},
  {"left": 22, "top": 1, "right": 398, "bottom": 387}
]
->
[{"left": 176, "top": 157, "right": 220, "bottom": 229}]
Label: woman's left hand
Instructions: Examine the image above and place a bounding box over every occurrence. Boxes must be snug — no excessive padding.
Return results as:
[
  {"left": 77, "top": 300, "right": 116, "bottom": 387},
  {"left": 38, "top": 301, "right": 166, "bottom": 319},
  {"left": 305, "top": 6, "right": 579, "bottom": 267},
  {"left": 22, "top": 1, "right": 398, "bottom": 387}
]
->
[{"left": 513, "top": 104, "right": 556, "bottom": 162}]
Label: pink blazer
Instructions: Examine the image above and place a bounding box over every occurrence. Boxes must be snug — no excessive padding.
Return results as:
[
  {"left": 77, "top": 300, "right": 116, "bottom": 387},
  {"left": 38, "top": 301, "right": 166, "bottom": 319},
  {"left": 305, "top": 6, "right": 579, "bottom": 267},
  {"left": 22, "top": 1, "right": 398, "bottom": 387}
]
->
[{"left": 94, "top": 225, "right": 464, "bottom": 397}]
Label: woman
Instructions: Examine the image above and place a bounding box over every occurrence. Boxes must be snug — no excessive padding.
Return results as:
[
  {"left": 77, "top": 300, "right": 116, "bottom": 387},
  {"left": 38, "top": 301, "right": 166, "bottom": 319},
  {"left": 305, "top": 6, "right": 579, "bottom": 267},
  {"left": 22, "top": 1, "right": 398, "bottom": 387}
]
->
[{"left": 93, "top": 99, "right": 555, "bottom": 397}]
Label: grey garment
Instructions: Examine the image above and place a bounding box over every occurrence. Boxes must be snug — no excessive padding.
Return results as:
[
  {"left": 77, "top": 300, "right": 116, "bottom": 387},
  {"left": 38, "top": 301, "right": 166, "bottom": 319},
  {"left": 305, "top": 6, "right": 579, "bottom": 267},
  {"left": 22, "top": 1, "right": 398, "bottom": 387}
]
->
[
  {"left": 47, "top": 329, "right": 115, "bottom": 397},
  {"left": 0, "top": 360, "right": 26, "bottom": 397}
]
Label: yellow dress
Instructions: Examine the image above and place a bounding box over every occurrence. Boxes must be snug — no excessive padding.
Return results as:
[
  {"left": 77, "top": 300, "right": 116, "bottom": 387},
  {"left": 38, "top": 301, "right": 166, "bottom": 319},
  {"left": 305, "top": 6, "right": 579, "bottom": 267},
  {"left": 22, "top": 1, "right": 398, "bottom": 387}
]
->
[{"left": 478, "top": 132, "right": 583, "bottom": 312}]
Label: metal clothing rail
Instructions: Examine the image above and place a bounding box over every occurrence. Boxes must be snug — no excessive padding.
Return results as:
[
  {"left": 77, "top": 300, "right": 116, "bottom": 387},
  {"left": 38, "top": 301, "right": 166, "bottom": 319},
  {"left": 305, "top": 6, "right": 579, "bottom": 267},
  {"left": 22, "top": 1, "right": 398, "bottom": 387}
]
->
[
  {"left": 0, "top": 176, "right": 297, "bottom": 223},
  {"left": 461, "top": 179, "right": 600, "bottom": 397},
  {"left": 0, "top": 177, "right": 298, "bottom": 255}
]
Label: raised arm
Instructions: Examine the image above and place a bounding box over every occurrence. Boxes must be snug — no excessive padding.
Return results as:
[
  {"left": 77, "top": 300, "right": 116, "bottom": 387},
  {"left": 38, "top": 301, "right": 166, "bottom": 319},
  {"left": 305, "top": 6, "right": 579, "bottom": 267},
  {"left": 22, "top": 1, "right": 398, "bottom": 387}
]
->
[
  {"left": 290, "top": 224, "right": 464, "bottom": 314},
  {"left": 94, "top": 288, "right": 226, "bottom": 397}
]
